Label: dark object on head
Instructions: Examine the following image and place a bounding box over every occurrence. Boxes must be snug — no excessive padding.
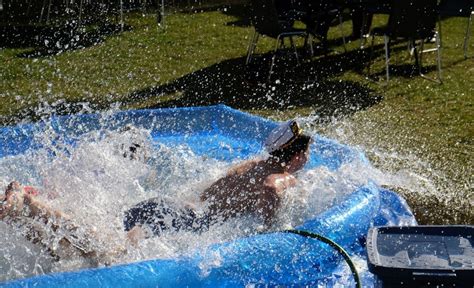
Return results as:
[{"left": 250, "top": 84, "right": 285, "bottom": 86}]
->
[
  {"left": 264, "top": 120, "right": 311, "bottom": 165},
  {"left": 270, "top": 134, "right": 311, "bottom": 165},
  {"left": 122, "top": 143, "right": 141, "bottom": 160},
  {"left": 122, "top": 143, "right": 142, "bottom": 160}
]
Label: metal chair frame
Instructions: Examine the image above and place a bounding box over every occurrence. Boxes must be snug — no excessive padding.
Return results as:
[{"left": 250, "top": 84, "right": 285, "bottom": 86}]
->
[
  {"left": 246, "top": 29, "right": 313, "bottom": 82},
  {"left": 304, "top": 3, "right": 347, "bottom": 53},
  {"left": 438, "top": 0, "right": 473, "bottom": 60},
  {"left": 359, "top": 1, "right": 391, "bottom": 49},
  {"left": 337, "top": 10, "right": 347, "bottom": 52},
  {"left": 246, "top": 0, "right": 313, "bottom": 82},
  {"left": 367, "top": 0, "right": 442, "bottom": 84}
]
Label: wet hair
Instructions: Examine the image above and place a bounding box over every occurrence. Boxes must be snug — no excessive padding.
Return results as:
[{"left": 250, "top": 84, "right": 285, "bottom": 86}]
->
[
  {"left": 122, "top": 143, "right": 142, "bottom": 160},
  {"left": 269, "top": 134, "right": 311, "bottom": 165}
]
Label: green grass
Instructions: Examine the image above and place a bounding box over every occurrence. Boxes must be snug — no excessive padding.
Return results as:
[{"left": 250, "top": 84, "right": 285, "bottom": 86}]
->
[{"left": 0, "top": 6, "right": 472, "bottom": 224}]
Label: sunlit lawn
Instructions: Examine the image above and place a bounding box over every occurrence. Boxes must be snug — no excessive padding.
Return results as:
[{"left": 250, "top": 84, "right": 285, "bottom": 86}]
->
[{"left": 0, "top": 5, "right": 472, "bottom": 224}]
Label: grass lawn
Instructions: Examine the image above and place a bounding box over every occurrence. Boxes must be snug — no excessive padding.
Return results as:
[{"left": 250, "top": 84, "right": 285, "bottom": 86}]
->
[{"left": 0, "top": 5, "right": 472, "bottom": 224}]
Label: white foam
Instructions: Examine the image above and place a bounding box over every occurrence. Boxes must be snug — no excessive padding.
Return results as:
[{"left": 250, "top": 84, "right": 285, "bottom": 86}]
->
[{"left": 0, "top": 124, "right": 406, "bottom": 281}]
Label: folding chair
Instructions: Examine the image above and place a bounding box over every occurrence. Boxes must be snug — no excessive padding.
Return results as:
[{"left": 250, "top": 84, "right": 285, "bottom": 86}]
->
[
  {"left": 357, "top": 0, "right": 392, "bottom": 48},
  {"left": 293, "top": 0, "right": 347, "bottom": 53},
  {"left": 367, "top": 0, "right": 442, "bottom": 83},
  {"left": 438, "top": 0, "right": 473, "bottom": 59},
  {"left": 246, "top": 0, "right": 313, "bottom": 82}
]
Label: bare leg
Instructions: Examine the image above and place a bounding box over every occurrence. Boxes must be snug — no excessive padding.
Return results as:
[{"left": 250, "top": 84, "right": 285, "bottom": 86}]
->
[
  {"left": 1, "top": 181, "right": 70, "bottom": 221},
  {"left": 1, "top": 181, "right": 126, "bottom": 266}
]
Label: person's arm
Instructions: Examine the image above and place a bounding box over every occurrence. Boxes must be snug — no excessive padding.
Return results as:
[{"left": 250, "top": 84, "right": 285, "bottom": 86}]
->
[
  {"left": 1, "top": 182, "right": 125, "bottom": 266},
  {"left": 257, "top": 173, "right": 297, "bottom": 226},
  {"left": 265, "top": 172, "right": 297, "bottom": 192}
]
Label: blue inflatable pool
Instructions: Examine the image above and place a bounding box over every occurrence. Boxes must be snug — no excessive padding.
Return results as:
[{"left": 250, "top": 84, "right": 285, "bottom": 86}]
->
[{"left": 0, "top": 105, "right": 416, "bottom": 287}]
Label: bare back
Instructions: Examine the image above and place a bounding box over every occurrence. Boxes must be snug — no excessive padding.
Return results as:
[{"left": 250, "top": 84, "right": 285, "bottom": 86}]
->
[{"left": 200, "top": 159, "right": 295, "bottom": 224}]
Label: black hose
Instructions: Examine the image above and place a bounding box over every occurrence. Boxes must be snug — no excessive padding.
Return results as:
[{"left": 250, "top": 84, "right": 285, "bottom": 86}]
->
[{"left": 284, "top": 229, "right": 362, "bottom": 288}]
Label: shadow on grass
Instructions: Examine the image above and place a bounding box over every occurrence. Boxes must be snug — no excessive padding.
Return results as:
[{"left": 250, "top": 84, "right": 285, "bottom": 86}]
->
[
  {"left": 126, "top": 47, "right": 385, "bottom": 121},
  {"left": 0, "top": 26, "right": 434, "bottom": 126},
  {"left": 1, "top": 45, "right": 388, "bottom": 127},
  {"left": 125, "top": 36, "right": 438, "bottom": 121},
  {"left": 366, "top": 62, "right": 441, "bottom": 81},
  {"left": 0, "top": 22, "right": 128, "bottom": 57}
]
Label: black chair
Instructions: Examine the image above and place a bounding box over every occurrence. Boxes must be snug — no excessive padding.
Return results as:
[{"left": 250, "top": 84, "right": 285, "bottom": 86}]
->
[
  {"left": 294, "top": 0, "right": 347, "bottom": 53},
  {"left": 438, "top": 0, "right": 473, "bottom": 59},
  {"left": 356, "top": 0, "right": 392, "bottom": 48},
  {"left": 367, "top": 0, "right": 442, "bottom": 83},
  {"left": 246, "top": 0, "right": 313, "bottom": 81}
]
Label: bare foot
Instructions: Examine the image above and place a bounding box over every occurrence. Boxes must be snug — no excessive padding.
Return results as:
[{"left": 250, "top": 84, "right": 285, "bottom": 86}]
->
[{"left": 0, "top": 181, "right": 27, "bottom": 219}]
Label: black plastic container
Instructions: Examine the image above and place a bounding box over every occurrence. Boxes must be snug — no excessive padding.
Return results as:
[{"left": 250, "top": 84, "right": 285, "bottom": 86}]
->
[{"left": 367, "top": 225, "right": 474, "bottom": 287}]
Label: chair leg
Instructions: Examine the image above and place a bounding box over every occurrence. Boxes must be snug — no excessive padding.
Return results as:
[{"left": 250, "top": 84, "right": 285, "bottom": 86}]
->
[
  {"left": 279, "top": 38, "right": 285, "bottom": 49},
  {"left": 246, "top": 30, "right": 259, "bottom": 65},
  {"left": 384, "top": 35, "right": 390, "bottom": 82},
  {"left": 26, "top": 0, "right": 32, "bottom": 18},
  {"left": 338, "top": 12, "right": 347, "bottom": 52},
  {"left": 366, "top": 34, "right": 376, "bottom": 76},
  {"left": 39, "top": 0, "right": 48, "bottom": 23},
  {"left": 408, "top": 40, "right": 415, "bottom": 56},
  {"left": 418, "top": 33, "right": 442, "bottom": 84},
  {"left": 436, "top": 31, "right": 443, "bottom": 82},
  {"left": 289, "top": 36, "right": 300, "bottom": 64},
  {"left": 438, "top": 16, "right": 443, "bottom": 51},
  {"left": 464, "top": 12, "right": 473, "bottom": 59},
  {"left": 412, "top": 40, "right": 423, "bottom": 78},
  {"left": 417, "top": 39, "right": 424, "bottom": 75},
  {"left": 46, "top": 0, "right": 52, "bottom": 23},
  {"left": 119, "top": 0, "right": 124, "bottom": 32},
  {"left": 268, "top": 35, "right": 282, "bottom": 82},
  {"left": 78, "top": 0, "right": 84, "bottom": 27},
  {"left": 304, "top": 33, "right": 314, "bottom": 57},
  {"left": 360, "top": 12, "right": 369, "bottom": 49}
]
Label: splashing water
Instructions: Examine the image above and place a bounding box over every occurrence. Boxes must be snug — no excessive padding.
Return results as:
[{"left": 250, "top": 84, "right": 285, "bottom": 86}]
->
[
  {"left": 307, "top": 114, "right": 473, "bottom": 226},
  {"left": 0, "top": 113, "right": 426, "bottom": 282}
]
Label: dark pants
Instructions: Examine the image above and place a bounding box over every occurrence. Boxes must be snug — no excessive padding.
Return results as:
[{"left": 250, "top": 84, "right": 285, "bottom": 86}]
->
[{"left": 123, "top": 198, "right": 211, "bottom": 236}]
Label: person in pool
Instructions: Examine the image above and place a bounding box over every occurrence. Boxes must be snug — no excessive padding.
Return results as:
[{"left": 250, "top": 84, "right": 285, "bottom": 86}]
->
[{"left": 0, "top": 120, "right": 312, "bottom": 265}]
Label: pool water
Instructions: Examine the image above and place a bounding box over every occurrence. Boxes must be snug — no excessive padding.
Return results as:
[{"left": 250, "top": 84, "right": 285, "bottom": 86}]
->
[
  {"left": 0, "top": 106, "right": 422, "bottom": 283},
  {"left": 0, "top": 121, "right": 386, "bottom": 282}
]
